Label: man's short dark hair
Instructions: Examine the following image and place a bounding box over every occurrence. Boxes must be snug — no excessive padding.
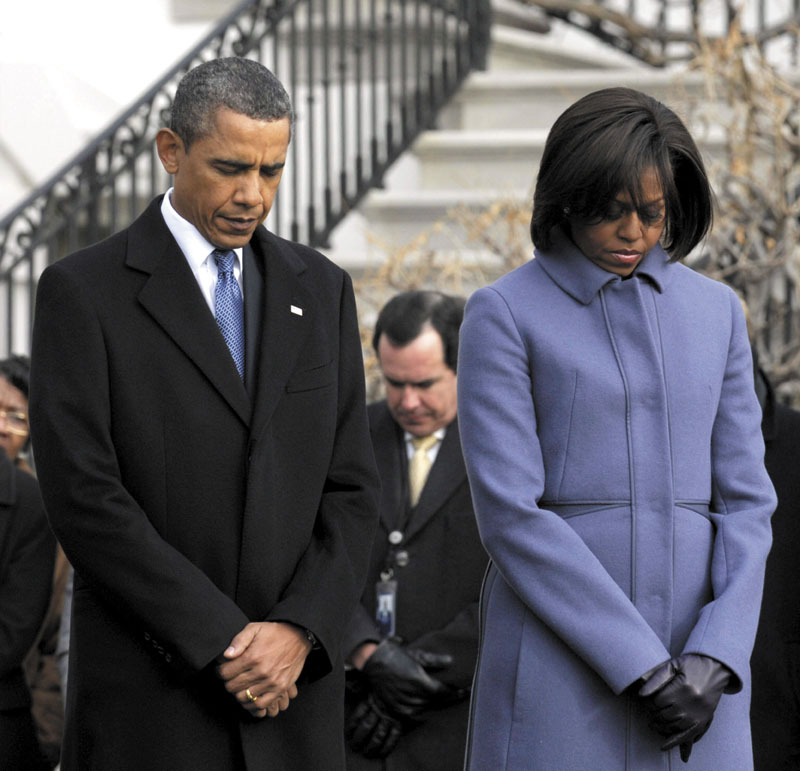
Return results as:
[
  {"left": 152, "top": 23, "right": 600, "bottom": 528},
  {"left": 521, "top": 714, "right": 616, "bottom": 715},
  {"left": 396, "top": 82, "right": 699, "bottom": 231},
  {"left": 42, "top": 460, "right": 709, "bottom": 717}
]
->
[
  {"left": 530, "top": 87, "right": 713, "bottom": 261},
  {"left": 170, "top": 57, "right": 294, "bottom": 149},
  {"left": 373, "top": 291, "right": 466, "bottom": 373}
]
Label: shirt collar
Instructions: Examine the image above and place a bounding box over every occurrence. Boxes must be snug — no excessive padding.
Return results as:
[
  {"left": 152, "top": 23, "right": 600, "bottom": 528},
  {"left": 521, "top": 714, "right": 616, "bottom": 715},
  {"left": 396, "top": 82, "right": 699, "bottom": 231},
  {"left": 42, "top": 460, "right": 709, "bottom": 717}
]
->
[
  {"left": 404, "top": 427, "right": 447, "bottom": 446},
  {"left": 534, "top": 226, "right": 672, "bottom": 305},
  {"left": 160, "top": 188, "right": 243, "bottom": 270}
]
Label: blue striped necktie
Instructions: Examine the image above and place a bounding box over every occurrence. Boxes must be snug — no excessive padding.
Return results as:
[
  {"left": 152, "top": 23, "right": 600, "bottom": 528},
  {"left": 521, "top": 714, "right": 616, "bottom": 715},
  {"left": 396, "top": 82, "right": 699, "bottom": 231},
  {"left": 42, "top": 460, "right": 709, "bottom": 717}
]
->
[{"left": 212, "top": 249, "right": 245, "bottom": 380}]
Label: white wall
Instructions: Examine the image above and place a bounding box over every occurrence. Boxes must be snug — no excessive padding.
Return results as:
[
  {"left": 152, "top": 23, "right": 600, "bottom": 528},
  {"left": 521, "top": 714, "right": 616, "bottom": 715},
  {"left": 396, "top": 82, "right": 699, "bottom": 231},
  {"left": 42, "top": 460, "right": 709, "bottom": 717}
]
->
[{"left": 0, "top": 0, "right": 220, "bottom": 217}]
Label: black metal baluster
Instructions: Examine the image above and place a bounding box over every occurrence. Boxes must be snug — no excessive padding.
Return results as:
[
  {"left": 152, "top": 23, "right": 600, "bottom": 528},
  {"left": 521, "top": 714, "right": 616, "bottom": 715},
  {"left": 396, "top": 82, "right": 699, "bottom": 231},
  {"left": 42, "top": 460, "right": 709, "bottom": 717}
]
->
[
  {"left": 370, "top": 0, "right": 380, "bottom": 181},
  {"left": 428, "top": 1, "right": 436, "bottom": 127},
  {"left": 339, "top": 0, "right": 348, "bottom": 212},
  {"left": 355, "top": 0, "right": 364, "bottom": 191},
  {"left": 290, "top": 6, "right": 299, "bottom": 243},
  {"left": 307, "top": 0, "right": 316, "bottom": 244},
  {"left": 400, "top": 0, "right": 408, "bottom": 146},
  {"left": 323, "top": 0, "right": 332, "bottom": 230},
  {"left": 269, "top": 24, "right": 282, "bottom": 239},
  {"left": 415, "top": 0, "right": 423, "bottom": 131},
  {"left": 5, "top": 279, "right": 12, "bottom": 356},
  {"left": 385, "top": 0, "right": 394, "bottom": 159}
]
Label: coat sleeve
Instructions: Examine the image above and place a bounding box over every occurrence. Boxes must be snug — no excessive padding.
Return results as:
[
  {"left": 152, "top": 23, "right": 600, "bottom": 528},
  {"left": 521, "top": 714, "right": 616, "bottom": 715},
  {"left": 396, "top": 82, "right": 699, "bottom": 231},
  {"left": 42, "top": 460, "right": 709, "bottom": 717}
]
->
[
  {"left": 29, "top": 262, "right": 249, "bottom": 674},
  {"left": 458, "top": 286, "right": 671, "bottom": 694},
  {"left": 0, "top": 470, "right": 54, "bottom": 683},
  {"left": 681, "top": 289, "right": 775, "bottom": 691},
  {"left": 264, "top": 270, "right": 381, "bottom": 680}
]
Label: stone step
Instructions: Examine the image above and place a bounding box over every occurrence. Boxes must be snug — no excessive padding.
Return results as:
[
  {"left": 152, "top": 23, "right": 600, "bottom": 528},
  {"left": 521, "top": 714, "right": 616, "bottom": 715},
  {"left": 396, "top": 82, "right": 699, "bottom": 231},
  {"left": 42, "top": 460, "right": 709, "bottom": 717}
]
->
[
  {"left": 438, "top": 68, "right": 706, "bottom": 131},
  {"left": 328, "top": 125, "right": 730, "bottom": 265},
  {"left": 488, "top": 23, "right": 641, "bottom": 72},
  {"left": 404, "top": 122, "right": 729, "bottom": 191}
]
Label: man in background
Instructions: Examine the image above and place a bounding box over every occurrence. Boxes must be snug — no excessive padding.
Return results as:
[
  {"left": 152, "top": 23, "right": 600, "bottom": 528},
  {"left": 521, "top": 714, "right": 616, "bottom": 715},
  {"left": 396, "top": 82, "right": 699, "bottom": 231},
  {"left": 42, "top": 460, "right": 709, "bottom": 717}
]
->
[{"left": 344, "top": 290, "right": 487, "bottom": 770}]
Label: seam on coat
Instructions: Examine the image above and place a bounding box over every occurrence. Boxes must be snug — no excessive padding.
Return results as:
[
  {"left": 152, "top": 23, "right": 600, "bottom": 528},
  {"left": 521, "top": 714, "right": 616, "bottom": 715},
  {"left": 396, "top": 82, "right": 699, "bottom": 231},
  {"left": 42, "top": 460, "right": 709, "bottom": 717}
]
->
[
  {"left": 504, "top": 575, "right": 531, "bottom": 769},
  {"left": 600, "top": 288, "right": 638, "bottom": 603},
  {"left": 540, "top": 502, "right": 630, "bottom": 519},
  {"left": 464, "top": 561, "right": 494, "bottom": 770},
  {"left": 540, "top": 499, "right": 630, "bottom": 505},
  {"left": 651, "top": 295, "right": 677, "bottom": 498},
  {"left": 652, "top": 292, "right": 677, "bottom": 653},
  {"left": 556, "top": 370, "right": 579, "bottom": 501}
]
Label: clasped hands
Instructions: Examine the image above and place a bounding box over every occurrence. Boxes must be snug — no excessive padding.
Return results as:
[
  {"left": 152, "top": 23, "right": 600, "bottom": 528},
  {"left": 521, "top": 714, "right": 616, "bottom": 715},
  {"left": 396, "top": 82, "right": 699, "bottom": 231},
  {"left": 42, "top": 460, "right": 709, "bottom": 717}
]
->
[
  {"left": 217, "top": 621, "right": 312, "bottom": 720},
  {"left": 637, "top": 653, "right": 732, "bottom": 763},
  {"left": 345, "top": 638, "right": 465, "bottom": 759}
]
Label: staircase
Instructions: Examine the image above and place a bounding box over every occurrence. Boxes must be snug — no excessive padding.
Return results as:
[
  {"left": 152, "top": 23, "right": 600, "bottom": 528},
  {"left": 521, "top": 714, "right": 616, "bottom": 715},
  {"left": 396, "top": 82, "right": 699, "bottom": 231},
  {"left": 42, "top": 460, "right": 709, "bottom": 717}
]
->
[
  {"left": 322, "top": 11, "right": 736, "bottom": 274},
  {"left": 1, "top": 0, "right": 798, "bottom": 356}
]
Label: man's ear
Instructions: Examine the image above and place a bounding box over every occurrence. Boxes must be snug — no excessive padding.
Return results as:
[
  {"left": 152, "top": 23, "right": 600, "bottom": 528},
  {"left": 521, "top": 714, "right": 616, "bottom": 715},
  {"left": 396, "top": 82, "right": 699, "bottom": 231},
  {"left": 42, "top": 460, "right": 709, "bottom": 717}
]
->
[{"left": 155, "top": 128, "right": 183, "bottom": 175}]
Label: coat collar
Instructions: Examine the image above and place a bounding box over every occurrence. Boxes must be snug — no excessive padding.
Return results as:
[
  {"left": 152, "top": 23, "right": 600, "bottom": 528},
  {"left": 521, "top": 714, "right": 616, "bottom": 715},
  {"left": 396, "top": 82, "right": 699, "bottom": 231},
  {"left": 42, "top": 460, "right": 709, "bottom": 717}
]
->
[
  {"left": 125, "top": 197, "right": 309, "bottom": 432},
  {"left": 369, "top": 402, "right": 467, "bottom": 540},
  {"left": 534, "top": 226, "right": 672, "bottom": 305}
]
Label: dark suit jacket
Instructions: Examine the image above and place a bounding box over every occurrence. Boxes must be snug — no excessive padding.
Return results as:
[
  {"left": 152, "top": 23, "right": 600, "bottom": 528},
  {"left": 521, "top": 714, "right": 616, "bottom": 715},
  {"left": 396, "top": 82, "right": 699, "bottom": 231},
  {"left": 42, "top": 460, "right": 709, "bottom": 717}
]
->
[
  {"left": 29, "top": 196, "right": 379, "bottom": 771},
  {"left": 0, "top": 452, "right": 54, "bottom": 712},
  {"left": 344, "top": 401, "right": 487, "bottom": 771},
  {"left": 751, "top": 375, "right": 800, "bottom": 771}
]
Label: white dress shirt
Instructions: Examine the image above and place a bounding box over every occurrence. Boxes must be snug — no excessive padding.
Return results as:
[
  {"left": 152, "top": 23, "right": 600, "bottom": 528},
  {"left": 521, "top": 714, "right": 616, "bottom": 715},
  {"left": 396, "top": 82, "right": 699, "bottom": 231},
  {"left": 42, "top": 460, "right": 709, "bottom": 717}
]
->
[
  {"left": 403, "top": 426, "right": 447, "bottom": 465},
  {"left": 160, "top": 188, "right": 244, "bottom": 314}
]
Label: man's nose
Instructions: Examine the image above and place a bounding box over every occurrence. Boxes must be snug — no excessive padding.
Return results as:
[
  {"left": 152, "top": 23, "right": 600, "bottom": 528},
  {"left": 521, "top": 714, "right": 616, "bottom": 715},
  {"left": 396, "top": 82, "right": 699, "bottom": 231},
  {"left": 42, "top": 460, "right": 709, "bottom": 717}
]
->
[
  {"left": 234, "top": 173, "right": 262, "bottom": 207},
  {"left": 400, "top": 385, "right": 421, "bottom": 410}
]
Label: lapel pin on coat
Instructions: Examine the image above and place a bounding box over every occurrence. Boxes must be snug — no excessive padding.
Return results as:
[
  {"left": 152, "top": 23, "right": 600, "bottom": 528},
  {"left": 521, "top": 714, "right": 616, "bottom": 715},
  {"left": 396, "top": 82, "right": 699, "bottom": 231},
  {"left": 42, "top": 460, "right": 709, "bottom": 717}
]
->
[{"left": 291, "top": 305, "right": 303, "bottom": 316}]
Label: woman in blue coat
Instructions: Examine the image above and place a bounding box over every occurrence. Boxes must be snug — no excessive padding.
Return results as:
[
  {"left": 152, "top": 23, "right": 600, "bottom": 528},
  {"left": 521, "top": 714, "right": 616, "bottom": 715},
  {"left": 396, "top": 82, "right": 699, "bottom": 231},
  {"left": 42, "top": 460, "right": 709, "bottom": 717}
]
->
[{"left": 458, "top": 87, "right": 776, "bottom": 770}]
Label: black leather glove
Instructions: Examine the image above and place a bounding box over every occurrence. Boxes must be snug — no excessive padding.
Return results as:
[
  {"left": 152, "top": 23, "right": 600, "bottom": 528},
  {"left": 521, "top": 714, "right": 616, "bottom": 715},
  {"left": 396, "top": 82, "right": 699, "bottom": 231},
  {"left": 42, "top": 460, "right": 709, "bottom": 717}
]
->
[
  {"left": 360, "top": 638, "right": 461, "bottom": 721},
  {"left": 345, "top": 692, "right": 403, "bottom": 758},
  {"left": 639, "top": 654, "right": 732, "bottom": 762}
]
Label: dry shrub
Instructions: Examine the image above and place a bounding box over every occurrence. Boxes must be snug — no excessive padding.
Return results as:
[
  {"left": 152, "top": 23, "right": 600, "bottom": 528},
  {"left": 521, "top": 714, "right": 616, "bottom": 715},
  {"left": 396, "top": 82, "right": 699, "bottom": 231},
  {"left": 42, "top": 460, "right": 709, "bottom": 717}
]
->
[
  {"left": 355, "top": 199, "right": 530, "bottom": 398},
  {"left": 686, "top": 17, "right": 800, "bottom": 403}
]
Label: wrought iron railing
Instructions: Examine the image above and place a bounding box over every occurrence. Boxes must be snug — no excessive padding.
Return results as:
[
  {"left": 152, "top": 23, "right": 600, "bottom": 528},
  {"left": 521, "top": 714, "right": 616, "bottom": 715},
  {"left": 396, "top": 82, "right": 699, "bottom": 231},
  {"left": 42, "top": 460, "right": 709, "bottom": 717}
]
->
[
  {"left": 530, "top": 0, "right": 800, "bottom": 66},
  {"left": 0, "top": 0, "right": 490, "bottom": 355}
]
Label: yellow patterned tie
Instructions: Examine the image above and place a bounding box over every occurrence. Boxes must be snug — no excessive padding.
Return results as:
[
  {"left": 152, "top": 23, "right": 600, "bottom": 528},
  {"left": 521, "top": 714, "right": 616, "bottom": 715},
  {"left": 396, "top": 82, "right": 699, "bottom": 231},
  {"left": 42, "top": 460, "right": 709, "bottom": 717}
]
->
[{"left": 408, "top": 435, "right": 438, "bottom": 507}]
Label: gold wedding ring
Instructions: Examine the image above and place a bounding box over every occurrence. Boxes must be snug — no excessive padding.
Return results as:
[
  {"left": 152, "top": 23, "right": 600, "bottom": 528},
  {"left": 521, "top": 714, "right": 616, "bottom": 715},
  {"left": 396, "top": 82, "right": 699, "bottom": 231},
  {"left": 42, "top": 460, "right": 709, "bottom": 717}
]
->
[{"left": 246, "top": 688, "right": 258, "bottom": 703}]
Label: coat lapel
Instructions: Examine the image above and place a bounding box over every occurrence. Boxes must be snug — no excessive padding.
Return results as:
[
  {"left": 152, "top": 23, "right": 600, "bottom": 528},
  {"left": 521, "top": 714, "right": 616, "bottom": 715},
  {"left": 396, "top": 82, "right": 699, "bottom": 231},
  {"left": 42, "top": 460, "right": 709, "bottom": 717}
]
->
[
  {"left": 248, "top": 228, "right": 312, "bottom": 445},
  {"left": 371, "top": 403, "right": 408, "bottom": 533},
  {"left": 127, "top": 198, "right": 251, "bottom": 426},
  {"left": 406, "top": 419, "right": 467, "bottom": 540}
]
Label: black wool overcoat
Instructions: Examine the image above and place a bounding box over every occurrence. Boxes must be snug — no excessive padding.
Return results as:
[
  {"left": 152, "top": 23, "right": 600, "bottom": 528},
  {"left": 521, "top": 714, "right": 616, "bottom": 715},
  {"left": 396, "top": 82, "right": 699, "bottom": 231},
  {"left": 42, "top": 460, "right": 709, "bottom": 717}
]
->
[
  {"left": 343, "top": 401, "right": 488, "bottom": 771},
  {"left": 751, "top": 376, "right": 800, "bottom": 771},
  {"left": 29, "top": 197, "right": 380, "bottom": 771}
]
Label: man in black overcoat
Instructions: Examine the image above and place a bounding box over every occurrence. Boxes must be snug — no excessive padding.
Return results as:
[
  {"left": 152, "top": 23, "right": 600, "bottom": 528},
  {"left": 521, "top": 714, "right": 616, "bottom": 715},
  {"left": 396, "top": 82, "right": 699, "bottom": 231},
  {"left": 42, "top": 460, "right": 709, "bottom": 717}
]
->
[
  {"left": 28, "top": 58, "right": 379, "bottom": 771},
  {"left": 343, "top": 291, "right": 488, "bottom": 771},
  {"left": 750, "top": 363, "right": 800, "bottom": 771}
]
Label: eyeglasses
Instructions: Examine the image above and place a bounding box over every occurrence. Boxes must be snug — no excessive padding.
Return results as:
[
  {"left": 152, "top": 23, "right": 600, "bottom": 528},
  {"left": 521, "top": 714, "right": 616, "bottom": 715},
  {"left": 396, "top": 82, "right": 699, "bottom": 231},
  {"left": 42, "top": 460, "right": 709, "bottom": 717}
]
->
[{"left": 0, "top": 408, "right": 29, "bottom": 436}]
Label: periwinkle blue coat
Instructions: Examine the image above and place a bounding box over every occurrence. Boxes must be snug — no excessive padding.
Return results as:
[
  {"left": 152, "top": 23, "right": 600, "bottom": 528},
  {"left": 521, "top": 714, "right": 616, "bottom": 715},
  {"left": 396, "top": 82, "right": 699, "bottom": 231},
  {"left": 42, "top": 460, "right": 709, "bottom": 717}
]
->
[{"left": 457, "top": 231, "right": 776, "bottom": 770}]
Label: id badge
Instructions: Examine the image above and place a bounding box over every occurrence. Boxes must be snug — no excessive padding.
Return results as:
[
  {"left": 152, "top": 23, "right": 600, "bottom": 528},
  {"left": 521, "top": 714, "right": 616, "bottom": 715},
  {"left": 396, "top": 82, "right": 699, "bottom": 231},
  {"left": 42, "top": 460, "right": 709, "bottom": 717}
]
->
[{"left": 375, "top": 576, "right": 397, "bottom": 639}]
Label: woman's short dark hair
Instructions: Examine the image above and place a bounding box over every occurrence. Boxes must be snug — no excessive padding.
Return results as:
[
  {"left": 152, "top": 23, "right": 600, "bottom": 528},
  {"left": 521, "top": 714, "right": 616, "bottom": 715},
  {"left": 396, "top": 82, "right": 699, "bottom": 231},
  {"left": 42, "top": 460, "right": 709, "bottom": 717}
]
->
[
  {"left": 373, "top": 291, "right": 466, "bottom": 373},
  {"left": 0, "top": 354, "right": 30, "bottom": 400},
  {"left": 530, "top": 87, "right": 713, "bottom": 261}
]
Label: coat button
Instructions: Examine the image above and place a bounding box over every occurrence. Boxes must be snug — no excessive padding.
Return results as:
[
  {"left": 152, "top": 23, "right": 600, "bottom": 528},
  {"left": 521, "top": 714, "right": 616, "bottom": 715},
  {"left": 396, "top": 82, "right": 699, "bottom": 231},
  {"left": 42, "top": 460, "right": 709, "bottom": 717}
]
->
[
  {"left": 394, "top": 550, "right": 409, "bottom": 567},
  {"left": 388, "top": 530, "right": 403, "bottom": 545}
]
